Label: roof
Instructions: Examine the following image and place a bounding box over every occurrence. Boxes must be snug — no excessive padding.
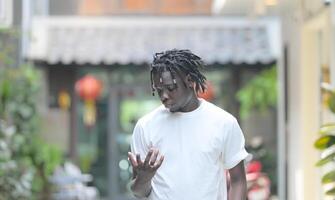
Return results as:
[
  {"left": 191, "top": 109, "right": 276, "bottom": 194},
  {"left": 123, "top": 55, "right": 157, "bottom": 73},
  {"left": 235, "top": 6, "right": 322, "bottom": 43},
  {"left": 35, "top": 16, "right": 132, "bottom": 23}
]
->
[{"left": 27, "top": 16, "right": 281, "bottom": 65}]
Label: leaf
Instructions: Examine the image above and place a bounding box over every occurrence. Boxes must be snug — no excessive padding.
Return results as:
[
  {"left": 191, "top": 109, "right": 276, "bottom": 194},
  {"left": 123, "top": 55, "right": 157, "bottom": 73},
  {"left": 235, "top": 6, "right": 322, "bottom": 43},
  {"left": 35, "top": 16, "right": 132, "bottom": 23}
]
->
[
  {"left": 326, "top": 187, "right": 335, "bottom": 195},
  {"left": 1, "top": 80, "right": 11, "bottom": 99},
  {"left": 236, "top": 66, "right": 277, "bottom": 118},
  {"left": 316, "top": 152, "right": 335, "bottom": 166},
  {"left": 328, "top": 92, "right": 335, "bottom": 113},
  {"left": 322, "top": 170, "right": 335, "bottom": 184},
  {"left": 320, "top": 123, "right": 335, "bottom": 134},
  {"left": 314, "top": 135, "right": 335, "bottom": 149}
]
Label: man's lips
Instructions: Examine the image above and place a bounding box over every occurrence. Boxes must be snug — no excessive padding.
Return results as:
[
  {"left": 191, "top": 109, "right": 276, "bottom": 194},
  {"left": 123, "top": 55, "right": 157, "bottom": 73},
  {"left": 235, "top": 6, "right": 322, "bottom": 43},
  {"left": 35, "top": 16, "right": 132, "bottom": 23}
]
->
[{"left": 163, "top": 102, "right": 173, "bottom": 107}]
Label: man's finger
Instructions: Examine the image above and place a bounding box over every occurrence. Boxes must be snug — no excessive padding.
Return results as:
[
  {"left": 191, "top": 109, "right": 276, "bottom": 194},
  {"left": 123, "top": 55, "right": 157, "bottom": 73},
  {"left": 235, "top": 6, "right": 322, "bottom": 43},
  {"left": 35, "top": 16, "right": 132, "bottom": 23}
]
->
[
  {"left": 150, "top": 149, "right": 159, "bottom": 166},
  {"left": 136, "top": 154, "right": 143, "bottom": 166},
  {"left": 143, "top": 149, "right": 154, "bottom": 166},
  {"left": 128, "top": 152, "right": 138, "bottom": 167},
  {"left": 153, "top": 155, "right": 164, "bottom": 170}
]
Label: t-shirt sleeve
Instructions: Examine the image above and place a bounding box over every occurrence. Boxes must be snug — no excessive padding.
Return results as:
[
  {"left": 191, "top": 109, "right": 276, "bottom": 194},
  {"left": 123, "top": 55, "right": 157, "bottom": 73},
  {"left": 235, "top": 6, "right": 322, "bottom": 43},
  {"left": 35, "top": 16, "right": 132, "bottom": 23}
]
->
[
  {"left": 130, "top": 120, "right": 150, "bottom": 160},
  {"left": 222, "top": 118, "right": 249, "bottom": 169}
]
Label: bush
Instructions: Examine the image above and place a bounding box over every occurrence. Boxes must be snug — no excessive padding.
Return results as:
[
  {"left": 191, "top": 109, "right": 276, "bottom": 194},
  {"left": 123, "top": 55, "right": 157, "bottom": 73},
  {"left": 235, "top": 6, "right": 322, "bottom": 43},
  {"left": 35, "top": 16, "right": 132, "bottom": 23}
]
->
[{"left": 0, "top": 29, "right": 63, "bottom": 199}]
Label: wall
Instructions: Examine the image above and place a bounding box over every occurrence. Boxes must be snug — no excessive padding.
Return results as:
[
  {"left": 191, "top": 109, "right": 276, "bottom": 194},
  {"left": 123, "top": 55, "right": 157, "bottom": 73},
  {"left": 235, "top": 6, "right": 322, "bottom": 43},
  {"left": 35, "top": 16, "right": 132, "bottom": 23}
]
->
[{"left": 279, "top": 0, "right": 333, "bottom": 199}]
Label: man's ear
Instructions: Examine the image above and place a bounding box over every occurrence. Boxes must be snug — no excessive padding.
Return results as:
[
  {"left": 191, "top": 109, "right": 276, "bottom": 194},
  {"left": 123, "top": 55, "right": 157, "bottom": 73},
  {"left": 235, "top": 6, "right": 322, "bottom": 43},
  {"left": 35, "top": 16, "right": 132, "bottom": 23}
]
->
[{"left": 185, "top": 74, "right": 193, "bottom": 88}]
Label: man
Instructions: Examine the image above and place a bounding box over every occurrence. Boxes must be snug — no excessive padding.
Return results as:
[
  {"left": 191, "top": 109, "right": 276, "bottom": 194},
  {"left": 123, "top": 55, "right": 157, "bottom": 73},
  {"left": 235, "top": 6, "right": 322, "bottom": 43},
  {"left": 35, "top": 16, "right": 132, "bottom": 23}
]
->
[{"left": 128, "top": 49, "right": 249, "bottom": 200}]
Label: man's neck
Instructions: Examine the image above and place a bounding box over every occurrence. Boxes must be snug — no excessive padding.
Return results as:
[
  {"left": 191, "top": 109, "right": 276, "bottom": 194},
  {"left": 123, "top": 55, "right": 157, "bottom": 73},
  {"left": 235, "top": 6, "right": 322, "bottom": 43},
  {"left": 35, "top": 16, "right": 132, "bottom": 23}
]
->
[{"left": 179, "top": 96, "right": 200, "bottom": 112}]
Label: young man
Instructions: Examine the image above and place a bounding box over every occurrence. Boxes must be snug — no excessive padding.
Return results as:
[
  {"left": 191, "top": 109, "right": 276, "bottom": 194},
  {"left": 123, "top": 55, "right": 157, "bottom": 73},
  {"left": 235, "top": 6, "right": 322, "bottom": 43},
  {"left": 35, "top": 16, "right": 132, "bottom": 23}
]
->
[{"left": 128, "top": 49, "right": 249, "bottom": 200}]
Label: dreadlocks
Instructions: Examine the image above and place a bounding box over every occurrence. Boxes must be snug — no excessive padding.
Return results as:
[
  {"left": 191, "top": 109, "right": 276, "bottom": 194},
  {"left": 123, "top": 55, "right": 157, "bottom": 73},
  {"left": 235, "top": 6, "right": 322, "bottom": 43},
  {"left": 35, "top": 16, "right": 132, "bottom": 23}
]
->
[{"left": 150, "top": 49, "right": 207, "bottom": 96}]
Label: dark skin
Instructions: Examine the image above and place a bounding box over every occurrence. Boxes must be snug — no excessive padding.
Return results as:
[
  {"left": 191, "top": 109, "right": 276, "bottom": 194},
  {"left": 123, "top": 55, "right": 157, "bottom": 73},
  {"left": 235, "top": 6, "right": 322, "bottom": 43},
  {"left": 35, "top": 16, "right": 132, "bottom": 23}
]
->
[
  {"left": 128, "top": 70, "right": 247, "bottom": 199},
  {"left": 128, "top": 149, "right": 164, "bottom": 197},
  {"left": 228, "top": 161, "right": 247, "bottom": 200},
  {"left": 154, "top": 70, "right": 200, "bottom": 113}
]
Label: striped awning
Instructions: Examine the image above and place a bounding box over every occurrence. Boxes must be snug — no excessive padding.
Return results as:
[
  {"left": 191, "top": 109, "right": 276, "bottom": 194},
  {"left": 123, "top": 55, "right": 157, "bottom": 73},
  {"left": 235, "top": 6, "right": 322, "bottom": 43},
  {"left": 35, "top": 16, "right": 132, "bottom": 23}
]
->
[{"left": 27, "top": 16, "right": 280, "bottom": 65}]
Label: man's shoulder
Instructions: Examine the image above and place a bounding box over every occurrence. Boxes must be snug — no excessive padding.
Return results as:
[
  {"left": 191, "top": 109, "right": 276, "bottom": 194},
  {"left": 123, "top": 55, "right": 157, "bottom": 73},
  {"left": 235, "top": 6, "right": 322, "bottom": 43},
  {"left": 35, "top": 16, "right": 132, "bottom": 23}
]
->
[{"left": 202, "top": 100, "right": 237, "bottom": 122}]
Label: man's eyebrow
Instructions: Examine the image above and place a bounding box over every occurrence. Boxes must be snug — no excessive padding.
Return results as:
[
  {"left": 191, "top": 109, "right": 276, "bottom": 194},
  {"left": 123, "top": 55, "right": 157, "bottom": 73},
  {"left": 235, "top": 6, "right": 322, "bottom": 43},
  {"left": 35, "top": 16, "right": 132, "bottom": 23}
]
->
[
  {"left": 153, "top": 83, "right": 169, "bottom": 87},
  {"left": 153, "top": 83, "right": 175, "bottom": 88}
]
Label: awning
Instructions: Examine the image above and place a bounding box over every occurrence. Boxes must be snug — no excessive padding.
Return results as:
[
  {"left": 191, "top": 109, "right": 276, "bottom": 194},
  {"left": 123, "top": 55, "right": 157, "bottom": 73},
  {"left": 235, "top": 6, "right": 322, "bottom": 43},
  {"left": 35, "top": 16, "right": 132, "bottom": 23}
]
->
[{"left": 27, "top": 16, "right": 281, "bottom": 65}]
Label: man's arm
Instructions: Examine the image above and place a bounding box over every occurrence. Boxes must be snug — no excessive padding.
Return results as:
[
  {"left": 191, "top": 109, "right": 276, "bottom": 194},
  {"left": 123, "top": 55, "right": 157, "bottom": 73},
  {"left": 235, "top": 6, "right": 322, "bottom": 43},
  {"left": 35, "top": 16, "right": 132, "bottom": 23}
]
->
[
  {"left": 228, "top": 160, "right": 247, "bottom": 200},
  {"left": 128, "top": 149, "right": 164, "bottom": 198}
]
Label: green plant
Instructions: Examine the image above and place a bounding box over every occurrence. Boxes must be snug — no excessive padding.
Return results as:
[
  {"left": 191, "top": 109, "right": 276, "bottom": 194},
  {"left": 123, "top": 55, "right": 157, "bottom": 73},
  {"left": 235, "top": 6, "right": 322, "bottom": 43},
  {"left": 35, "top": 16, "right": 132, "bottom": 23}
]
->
[
  {"left": 0, "top": 65, "right": 64, "bottom": 199},
  {"left": 314, "top": 87, "right": 335, "bottom": 196},
  {"left": 236, "top": 66, "right": 277, "bottom": 119},
  {"left": 0, "top": 120, "right": 34, "bottom": 200},
  {"left": 0, "top": 29, "right": 63, "bottom": 199}
]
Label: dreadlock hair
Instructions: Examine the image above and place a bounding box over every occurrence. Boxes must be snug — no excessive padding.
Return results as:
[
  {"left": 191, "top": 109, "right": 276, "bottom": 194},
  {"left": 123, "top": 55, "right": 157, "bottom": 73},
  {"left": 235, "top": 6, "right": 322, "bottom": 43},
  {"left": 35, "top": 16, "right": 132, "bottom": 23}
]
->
[{"left": 150, "top": 49, "right": 207, "bottom": 96}]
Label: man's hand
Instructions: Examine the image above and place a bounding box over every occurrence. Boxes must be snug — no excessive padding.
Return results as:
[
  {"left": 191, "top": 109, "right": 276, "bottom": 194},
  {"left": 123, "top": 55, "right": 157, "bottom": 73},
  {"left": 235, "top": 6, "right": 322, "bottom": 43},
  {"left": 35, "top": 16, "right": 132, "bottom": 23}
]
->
[{"left": 128, "top": 149, "right": 164, "bottom": 197}]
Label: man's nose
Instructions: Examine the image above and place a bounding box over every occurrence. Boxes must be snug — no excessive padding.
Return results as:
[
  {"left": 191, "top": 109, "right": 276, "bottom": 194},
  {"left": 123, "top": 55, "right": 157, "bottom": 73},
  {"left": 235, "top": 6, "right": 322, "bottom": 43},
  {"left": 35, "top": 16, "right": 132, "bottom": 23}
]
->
[{"left": 160, "top": 90, "right": 169, "bottom": 101}]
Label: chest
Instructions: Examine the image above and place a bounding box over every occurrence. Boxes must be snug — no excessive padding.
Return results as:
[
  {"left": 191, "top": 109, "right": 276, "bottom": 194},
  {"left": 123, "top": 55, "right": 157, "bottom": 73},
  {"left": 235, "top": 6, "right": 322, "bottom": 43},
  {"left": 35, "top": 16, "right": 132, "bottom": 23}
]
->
[{"left": 149, "top": 118, "right": 224, "bottom": 163}]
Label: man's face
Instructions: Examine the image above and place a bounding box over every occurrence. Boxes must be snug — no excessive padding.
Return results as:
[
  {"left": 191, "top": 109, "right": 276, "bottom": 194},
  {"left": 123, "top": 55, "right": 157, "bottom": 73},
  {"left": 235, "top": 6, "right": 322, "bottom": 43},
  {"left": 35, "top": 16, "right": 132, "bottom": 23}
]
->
[{"left": 153, "top": 70, "right": 194, "bottom": 112}]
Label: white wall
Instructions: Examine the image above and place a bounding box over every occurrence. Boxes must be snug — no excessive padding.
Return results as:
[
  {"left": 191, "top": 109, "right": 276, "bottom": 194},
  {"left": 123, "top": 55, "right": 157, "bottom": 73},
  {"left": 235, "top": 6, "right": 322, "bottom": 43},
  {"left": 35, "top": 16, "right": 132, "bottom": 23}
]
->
[{"left": 280, "top": 3, "right": 332, "bottom": 199}]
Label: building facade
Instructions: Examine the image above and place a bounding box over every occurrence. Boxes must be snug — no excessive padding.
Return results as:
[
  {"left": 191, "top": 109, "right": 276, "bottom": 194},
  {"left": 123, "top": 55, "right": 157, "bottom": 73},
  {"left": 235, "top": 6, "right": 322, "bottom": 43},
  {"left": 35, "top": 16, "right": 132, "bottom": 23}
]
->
[{"left": 25, "top": 0, "right": 280, "bottom": 199}]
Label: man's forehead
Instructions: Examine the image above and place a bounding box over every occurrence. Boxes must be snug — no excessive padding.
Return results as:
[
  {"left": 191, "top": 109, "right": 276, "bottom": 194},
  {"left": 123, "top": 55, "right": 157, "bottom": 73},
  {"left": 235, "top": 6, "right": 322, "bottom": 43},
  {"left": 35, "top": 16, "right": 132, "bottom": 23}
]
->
[
  {"left": 154, "top": 70, "right": 175, "bottom": 85},
  {"left": 162, "top": 71, "right": 173, "bottom": 81}
]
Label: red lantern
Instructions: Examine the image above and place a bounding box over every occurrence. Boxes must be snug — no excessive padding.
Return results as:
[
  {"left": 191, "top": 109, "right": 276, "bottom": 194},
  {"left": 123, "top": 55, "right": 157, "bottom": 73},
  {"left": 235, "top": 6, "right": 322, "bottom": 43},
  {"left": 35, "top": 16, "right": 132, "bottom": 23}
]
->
[
  {"left": 198, "top": 81, "right": 215, "bottom": 101},
  {"left": 75, "top": 75, "right": 103, "bottom": 127}
]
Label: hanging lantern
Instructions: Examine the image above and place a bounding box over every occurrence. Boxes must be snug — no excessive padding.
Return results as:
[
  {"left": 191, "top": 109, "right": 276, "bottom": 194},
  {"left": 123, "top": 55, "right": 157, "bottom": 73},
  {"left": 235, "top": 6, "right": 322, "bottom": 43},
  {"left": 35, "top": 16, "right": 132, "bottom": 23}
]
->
[
  {"left": 198, "top": 81, "right": 215, "bottom": 101},
  {"left": 75, "top": 75, "right": 103, "bottom": 127},
  {"left": 58, "top": 90, "right": 71, "bottom": 111}
]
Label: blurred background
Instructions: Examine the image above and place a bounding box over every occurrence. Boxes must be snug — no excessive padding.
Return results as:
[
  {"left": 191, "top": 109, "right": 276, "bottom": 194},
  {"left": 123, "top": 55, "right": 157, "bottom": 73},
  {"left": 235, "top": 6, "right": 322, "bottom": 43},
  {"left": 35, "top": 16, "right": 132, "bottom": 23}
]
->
[{"left": 0, "top": 0, "right": 333, "bottom": 199}]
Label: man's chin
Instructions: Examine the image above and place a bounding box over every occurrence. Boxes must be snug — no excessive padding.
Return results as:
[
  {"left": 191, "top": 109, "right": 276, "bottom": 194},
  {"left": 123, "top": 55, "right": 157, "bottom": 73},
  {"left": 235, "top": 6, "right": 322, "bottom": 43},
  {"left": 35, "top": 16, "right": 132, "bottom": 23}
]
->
[
  {"left": 167, "top": 106, "right": 179, "bottom": 113},
  {"left": 164, "top": 105, "right": 175, "bottom": 112},
  {"left": 168, "top": 109, "right": 177, "bottom": 113}
]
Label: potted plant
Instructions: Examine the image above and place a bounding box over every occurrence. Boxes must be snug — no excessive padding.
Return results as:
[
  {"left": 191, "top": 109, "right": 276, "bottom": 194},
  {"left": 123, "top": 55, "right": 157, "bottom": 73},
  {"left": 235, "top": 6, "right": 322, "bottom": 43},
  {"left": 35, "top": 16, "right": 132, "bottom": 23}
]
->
[{"left": 314, "top": 83, "right": 335, "bottom": 196}]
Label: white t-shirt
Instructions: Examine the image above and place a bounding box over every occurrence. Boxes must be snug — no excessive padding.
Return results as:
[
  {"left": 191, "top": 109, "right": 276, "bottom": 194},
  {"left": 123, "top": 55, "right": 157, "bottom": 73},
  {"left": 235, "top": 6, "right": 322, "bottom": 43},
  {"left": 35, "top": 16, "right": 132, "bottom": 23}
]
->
[{"left": 131, "top": 99, "right": 249, "bottom": 200}]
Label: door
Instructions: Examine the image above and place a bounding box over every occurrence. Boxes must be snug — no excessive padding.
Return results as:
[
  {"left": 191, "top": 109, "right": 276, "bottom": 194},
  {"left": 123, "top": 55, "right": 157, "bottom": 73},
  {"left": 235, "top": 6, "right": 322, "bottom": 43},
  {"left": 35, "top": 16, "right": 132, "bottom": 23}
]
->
[{"left": 107, "top": 70, "right": 160, "bottom": 200}]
